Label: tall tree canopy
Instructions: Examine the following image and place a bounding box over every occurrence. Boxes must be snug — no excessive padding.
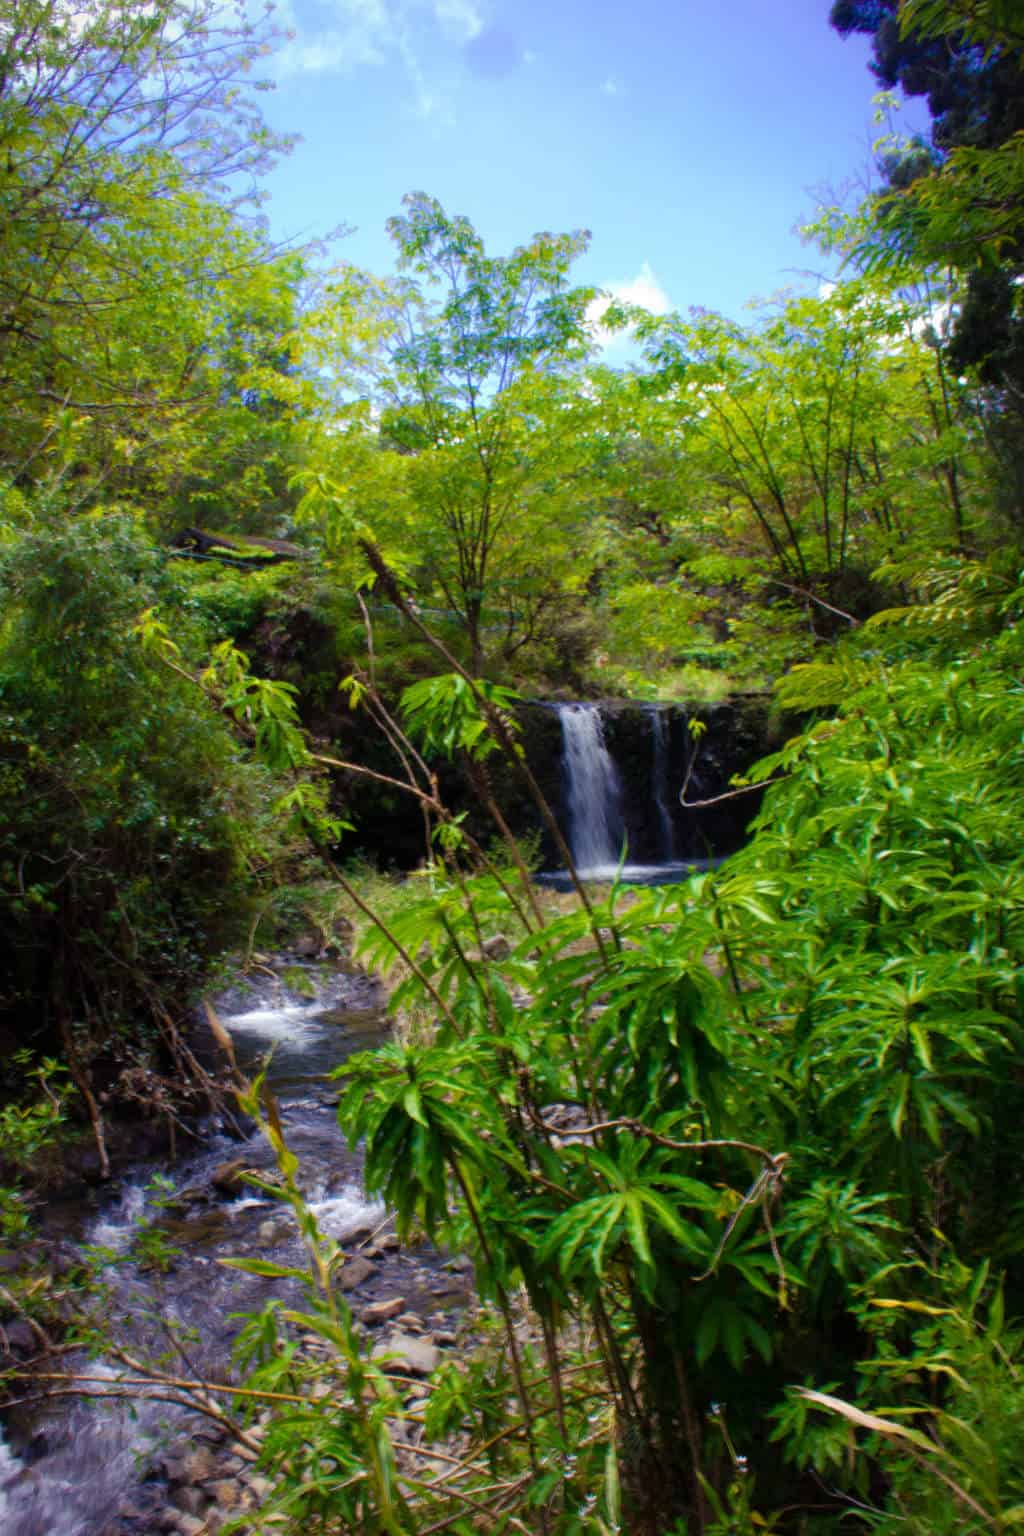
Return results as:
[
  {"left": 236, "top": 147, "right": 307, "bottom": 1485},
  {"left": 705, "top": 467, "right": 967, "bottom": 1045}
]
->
[
  {"left": 304, "top": 193, "right": 600, "bottom": 674},
  {"left": 0, "top": 0, "right": 306, "bottom": 520},
  {"left": 831, "top": 0, "right": 1024, "bottom": 404}
]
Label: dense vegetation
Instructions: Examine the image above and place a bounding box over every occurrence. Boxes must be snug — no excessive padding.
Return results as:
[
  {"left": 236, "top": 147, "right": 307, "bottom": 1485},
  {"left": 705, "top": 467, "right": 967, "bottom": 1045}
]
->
[{"left": 2, "top": 0, "right": 1024, "bottom": 1530}]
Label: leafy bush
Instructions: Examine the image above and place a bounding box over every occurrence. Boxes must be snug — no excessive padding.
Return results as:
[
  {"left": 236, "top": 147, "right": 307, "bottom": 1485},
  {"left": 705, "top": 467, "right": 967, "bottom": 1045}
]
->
[
  {"left": 215, "top": 557, "right": 1024, "bottom": 1533},
  {"left": 0, "top": 514, "right": 285, "bottom": 1083}
]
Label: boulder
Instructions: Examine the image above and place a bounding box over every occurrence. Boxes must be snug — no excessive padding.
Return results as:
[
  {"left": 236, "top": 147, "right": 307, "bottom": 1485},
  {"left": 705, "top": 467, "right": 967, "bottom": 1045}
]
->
[
  {"left": 210, "top": 1158, "right": 251, "bottom": 1196},
  {"left": 337, "top": 1255, "right": 376, "bottom": 1292},
  {"left": 372, "top": 1331, "right": 440, "bottom": 1377},
  {"left": 256, "top": 1218, "right": 291, "bottom": 1245},
  {"left": 360, "top": 1296, "right": 406, "bottom": 1326},
  {"left": 2, "top": 1319, "right": 39, "bottom": 1356},
  {"left": 209, "top": 1479, "right": 241, "bottom": 1511}
]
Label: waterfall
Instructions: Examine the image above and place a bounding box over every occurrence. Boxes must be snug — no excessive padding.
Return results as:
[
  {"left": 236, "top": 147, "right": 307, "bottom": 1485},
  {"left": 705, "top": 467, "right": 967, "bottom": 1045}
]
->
[
  {"left": 558, "top": 703, "right": 625, "bottom": 873},
  {"left": 648, "top": 706, "right": 676, "bottom": 861}
]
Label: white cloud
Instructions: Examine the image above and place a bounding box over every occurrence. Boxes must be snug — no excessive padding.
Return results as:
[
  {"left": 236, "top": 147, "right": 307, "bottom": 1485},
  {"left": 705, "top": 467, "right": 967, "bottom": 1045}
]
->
[
  {"left": 434, "top": 0, "right": 483, "bottom": 40},
  {"left": 274, "top": 0, "right": 395, "bottom": 78},
  {"left": 587, "top": 261, "right": 672, "bottom": 348},
  {"left": 274, "top": 0, "right": 482, "bottom": 119}
]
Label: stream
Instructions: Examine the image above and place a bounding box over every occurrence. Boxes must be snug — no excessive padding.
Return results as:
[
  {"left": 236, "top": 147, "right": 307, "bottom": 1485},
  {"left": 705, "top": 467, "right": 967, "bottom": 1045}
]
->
[{"left": 0, "top": 961, "right": 464, "bottom": 1536}]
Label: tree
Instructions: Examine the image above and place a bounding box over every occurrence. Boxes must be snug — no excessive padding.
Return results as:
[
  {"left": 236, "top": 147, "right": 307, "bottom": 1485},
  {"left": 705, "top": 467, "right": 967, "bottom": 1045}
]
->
[
  {"left": 0, "top": 518, "right": 269, "bottom": 1074},
  {"left": 0, "top": 0, "right": 304, "bottom": 515},
  {"left": 831, "top": 0, "right": 1024, "bottom": 150},
  {"left": 600, "top": 279, "right": 987, "bottom": 682},
  {"left": 306, "top": 194, "right": 601, "bottom": 674},
  {"left": 831, "top": 0, "right": 1024, "bottom": 402}
]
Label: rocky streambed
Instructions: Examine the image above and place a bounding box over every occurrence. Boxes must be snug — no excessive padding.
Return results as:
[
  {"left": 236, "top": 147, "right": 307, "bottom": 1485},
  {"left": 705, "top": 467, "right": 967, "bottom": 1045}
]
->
[{"left": 0, "top": 961, "right": 476, "bottom": 1536}]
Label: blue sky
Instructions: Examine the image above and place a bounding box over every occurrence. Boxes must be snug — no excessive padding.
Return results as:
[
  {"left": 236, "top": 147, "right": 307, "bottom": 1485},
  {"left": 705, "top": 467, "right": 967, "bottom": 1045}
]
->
[{"left": 254, "top": 0, "right": 929, "bottom": 323}]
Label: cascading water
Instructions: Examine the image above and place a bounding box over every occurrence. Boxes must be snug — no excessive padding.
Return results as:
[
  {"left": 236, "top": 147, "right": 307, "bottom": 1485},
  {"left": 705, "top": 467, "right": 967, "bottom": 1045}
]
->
[
  {"left": 647, "top": 705, "right": 676, "bottom": 862},
  {"left": 557, "top": 703, "right": 625, "bottom": 874},
  {"left": 0, "top": 967, "right": 391, "bottom": 1536},
  {"left": 540, "top": 701, "right": 721, "bottom": 888}
]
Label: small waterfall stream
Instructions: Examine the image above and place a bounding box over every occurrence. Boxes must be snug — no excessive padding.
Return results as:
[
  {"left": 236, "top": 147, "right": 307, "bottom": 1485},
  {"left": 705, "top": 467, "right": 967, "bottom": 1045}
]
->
[
  {"left": 648, "top": 706, "right": 676, "bottom": 862},
  {"left": 544, "top": 701, "right": 722, "bottom": 887},
  {"left": 558, "top": 703, "right": 625, "bottom": 874},
  {"left": 0, "top": 967, "right": 393, "bottom": 1536}
]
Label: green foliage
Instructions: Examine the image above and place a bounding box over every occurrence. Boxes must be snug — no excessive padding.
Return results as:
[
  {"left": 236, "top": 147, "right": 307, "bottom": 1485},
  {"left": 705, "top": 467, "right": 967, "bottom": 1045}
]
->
[
  {"left": 303, "top": 194, "right": 602, "bottom": 673},
  {"left": 789, "top": 1248, "right": 1024, "bottom": 1534},
  {"left": 0, "top": 0, "right": 308, "bottom": 521},
  {"left": 0, "top": 513, "right": 297, "bottom": 1076},
  {"left": 0, "top": 1054, "right": 67, "bottom": 1245},
  {"left": 202, "top": 541, "right": 1024, "bottom": 1534},
  {"left": 400, "top": 673, "right": 522, "bottom": 760},
  {"left": 0, "top": 9, "right": 1022, "bottom": 1526}
]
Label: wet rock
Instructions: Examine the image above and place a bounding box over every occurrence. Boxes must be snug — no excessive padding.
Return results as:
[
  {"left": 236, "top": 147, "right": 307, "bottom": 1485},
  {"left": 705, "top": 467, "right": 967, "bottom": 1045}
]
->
[
  {"left": 179, "top": 1444, "right": 218, "bottom": 1484},
  {"left": 480, "top": 933, "right": 511, "bottom": 960},
  {"left": 175, "top": 1516, "right": 207, "bottom": 1536},
  {"left": 2, "top": 1319, "right": 39, "bottom": 1355},
  {"left": 192, "top": 1424, "right": 228, "bottom": 1447},
  {"left": 319, "top": 1006, "right": 386, "bottom": 1038},
  {"left": 162, "top": 1209, "right": 228, "bottom": 1246},
  {"left": 334, "top": 1217, "right": 377, "bottom": 1246},
  {"left": 394, "top": 1312, "right": 425, "bottom": 1333},
  {"left": 164, "top": 1184, "right": 209, "bottom": 1211},
  {"left": 210, "top": 1478, "right": 241, "bottom": 1510},
  {"left": 361, "top": 1296, "right": 406, "bottom": 1325},
  {"left": 171, "top": 1484, "right": 206, "bottom": 1517},
  {"left": 372, "top": 1332, "right": 440, "bottom": 1377},
  {"left": 337, "top": 1255, "right": 376, "bottom": 1291},
  {"left": 257, "top": 1218, "right": 291, "bottom": 1245},
  {"left": 365, "top": 1232, "right": 399, "bottom": 1255},
  {"left": 210, "top": 1158, "right": 251, "bottom": 1196}
]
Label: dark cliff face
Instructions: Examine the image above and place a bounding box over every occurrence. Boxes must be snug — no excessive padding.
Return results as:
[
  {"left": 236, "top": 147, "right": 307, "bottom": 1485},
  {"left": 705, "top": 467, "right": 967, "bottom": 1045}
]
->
[
  {"left": 314, "top": 695, "right": 784, "bottom": 872},
  {"left": 240, "top": 611, "right": 786, "bottom": 869},
  {"left": 564, "top": 698, "right": 785, "bottom": 868}
]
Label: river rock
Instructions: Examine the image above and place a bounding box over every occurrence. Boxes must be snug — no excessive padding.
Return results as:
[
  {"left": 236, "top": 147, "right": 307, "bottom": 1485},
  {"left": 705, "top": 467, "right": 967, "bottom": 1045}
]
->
[
  {"left": 2, "top": 1319, "right": 39, "bottom": 1355},
  {"left": 257, "top": 1218, "right": 291, "bottom": 1244},
  {"left": 334, "top": 1217, "right": 377, "bottom": 1245},
  {"left": 372, "top": 1331, "right": 440, "bottom": 1376},
  {"left": 210, "top": 1478, "right": 241, "bottom": 1510},
  {"left": 480, "top": 933, "right": 511, "bottom": 960},
  {"left": 210, "top": 1158, "right": 251, "bottom": 1196},
  {"left": 361, "top": 1296, "right": 406, "bottom": 1325},
  {"left": 171, "top": 1484, "right": 206, "bottom": 1517},
  {"left": 338, "top": 1255, "right": 376, "bottom": 1291},
  {"left": 365, "top": 1232, "right": 399, "bottom": 1255},
  {"left": 177, "top": 1444, "right": 218, "bottom": 1484}
]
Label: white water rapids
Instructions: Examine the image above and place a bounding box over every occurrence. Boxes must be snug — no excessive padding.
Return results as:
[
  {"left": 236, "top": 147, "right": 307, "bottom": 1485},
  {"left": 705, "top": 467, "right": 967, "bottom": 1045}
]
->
[{"left": 0, "top": 968, "right": 387, "bottom": 1536}]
